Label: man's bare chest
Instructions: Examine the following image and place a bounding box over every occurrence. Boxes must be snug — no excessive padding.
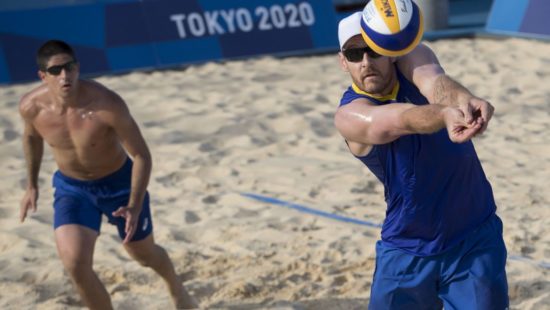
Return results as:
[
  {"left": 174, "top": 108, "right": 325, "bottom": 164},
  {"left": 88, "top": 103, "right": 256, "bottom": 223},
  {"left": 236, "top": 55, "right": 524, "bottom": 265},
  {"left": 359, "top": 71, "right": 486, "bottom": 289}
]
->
[{"left": 34, "top": 110, "right": 110, "bottom": 150}]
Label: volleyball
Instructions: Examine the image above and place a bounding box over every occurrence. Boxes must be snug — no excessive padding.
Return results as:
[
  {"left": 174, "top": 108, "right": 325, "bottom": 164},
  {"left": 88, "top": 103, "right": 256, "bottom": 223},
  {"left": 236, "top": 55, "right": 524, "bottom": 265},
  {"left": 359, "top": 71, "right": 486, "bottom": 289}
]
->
[{"left": 360, "top": 0, "right": 424, "bottom": 56}]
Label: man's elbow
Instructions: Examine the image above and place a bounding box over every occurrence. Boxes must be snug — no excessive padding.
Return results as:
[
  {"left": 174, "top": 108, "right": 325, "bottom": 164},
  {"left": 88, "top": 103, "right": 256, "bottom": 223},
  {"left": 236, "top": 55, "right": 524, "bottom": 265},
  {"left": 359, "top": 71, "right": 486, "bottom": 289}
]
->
[
  {"left": 367, "top": 128, "right": 400, "bottom": 145},
  {"left": 133, "top": 150, "right": 152, "bottom": 166}
]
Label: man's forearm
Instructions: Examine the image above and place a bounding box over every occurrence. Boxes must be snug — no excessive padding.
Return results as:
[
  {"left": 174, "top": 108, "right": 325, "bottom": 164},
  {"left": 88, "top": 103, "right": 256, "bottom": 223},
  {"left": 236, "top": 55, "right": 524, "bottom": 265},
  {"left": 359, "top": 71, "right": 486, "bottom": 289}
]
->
[
  {"left": 128, "top": 154, "right": 152, "bottom": 209},
  {"left": 23, "top": 135, "right": 43, "bottom": 189},
  {"left": 400, "top": 104, "right": 447, "bottom": 134},
  {"left": 433, "top": 75, "right": 474, "bottom": 107}
]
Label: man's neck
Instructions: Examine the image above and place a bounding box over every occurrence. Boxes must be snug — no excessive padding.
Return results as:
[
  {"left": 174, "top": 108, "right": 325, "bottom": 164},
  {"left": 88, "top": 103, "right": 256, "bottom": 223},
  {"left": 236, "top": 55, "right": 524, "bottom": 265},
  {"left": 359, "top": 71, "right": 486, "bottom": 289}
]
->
[{"left": 353, "top": 74, "right": 399, "bottom": 101}]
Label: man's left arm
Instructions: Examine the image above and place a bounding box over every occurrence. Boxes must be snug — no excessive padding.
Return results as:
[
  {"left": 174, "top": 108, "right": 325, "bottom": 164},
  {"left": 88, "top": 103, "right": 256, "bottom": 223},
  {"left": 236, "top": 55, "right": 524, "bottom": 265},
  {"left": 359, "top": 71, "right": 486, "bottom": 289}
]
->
[
  {"left": 397, "top": 43, "right": 494, "bottom": 134},
  {"left": 106, "top": 91, "right": 152, "bottom": 243}
]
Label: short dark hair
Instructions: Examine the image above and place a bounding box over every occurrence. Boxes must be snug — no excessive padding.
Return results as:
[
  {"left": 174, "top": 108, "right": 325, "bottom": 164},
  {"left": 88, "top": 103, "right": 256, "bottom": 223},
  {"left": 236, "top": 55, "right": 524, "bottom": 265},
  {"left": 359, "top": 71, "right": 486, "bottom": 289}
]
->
[{"left": 36, "top": 40, "right": 77, "bottom": 71}]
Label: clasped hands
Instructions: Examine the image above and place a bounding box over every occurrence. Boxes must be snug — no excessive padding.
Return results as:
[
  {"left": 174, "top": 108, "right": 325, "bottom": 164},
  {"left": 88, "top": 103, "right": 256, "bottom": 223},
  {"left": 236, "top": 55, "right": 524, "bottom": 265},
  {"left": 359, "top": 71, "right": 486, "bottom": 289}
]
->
[{"left": 443, "top": 97, "right": 494, "bottom": 143}]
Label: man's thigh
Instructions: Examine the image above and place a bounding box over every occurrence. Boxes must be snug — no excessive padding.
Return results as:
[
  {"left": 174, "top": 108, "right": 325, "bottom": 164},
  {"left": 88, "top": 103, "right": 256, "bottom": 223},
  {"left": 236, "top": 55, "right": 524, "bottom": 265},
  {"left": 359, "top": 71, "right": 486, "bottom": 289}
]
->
[
  {"left": 369, "top": 241, "right": 443, "bottom": 310},
  {"left": 53, "top": 192, "right": 102, "bottom": 232},
  {"left": 439, "top": 217, "right": 509, "bottom": 310},
  {"left": 54, "top": 224, "right": 99, "bottom": 267}
]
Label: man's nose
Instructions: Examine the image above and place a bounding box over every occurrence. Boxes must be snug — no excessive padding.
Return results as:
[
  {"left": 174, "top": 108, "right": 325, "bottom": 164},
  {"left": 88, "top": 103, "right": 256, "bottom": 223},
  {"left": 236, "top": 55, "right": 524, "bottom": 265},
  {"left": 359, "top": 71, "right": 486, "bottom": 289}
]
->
[
  {"left": 58, "top": 68, "right": 68, "bottom": 78},
  {"left": 360, "top": 52, "right": 371, "bottom": 66}
]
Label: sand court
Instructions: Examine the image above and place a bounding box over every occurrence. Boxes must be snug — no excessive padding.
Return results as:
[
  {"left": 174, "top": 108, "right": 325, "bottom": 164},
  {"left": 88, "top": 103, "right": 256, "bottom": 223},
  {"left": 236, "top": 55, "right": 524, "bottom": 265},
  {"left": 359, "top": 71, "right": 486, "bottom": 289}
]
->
[{"left": 0, "top": 37, "right": 549, "bottom": 309}]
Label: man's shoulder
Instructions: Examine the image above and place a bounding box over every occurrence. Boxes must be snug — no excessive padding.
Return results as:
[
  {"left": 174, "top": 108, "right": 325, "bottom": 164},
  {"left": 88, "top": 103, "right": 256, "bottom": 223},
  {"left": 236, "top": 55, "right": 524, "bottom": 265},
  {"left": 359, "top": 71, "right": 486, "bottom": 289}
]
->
[
  {"left": 20, "top": 83, "right": 47, "bottom": 102},
  {"left": 19, "top": 84, "right": 48, "bottom": 118},
  {"left": 79, "top": 80, "right": 132, "bottom": 124},
  {"left": 81, "top": 79, "right": 118, "bottom": 99},
  {"left": 81, "top": 79, "right": 125, "bottom": 108},
  {"left": 340, "top": 86, "right": 356, "bottom": 106},
  {"left": 340, "top": 86, "right": 374, "bottom": 107}
]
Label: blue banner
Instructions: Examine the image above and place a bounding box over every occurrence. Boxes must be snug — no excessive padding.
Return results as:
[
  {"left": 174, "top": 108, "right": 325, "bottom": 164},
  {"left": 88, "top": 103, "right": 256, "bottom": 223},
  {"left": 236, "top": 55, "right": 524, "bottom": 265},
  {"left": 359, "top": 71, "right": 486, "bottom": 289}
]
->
[
  {"left": 486, "top": 0, "right": 550, "bottom": 39},
  {"left": 520, "top": 0, "right": 550, "bottom": 36},
  {"left": 0, "top": 0, "right": 339, "bottom": 84}
]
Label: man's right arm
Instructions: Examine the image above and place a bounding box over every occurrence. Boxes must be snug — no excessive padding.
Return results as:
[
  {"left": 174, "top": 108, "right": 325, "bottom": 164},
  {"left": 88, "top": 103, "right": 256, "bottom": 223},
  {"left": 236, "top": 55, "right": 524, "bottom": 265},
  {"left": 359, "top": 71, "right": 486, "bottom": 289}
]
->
[
  {"left": 19, "top": 96, "right": 43, "bottom": 222},
  {"left": 334, "top": 98, "right": 481, "bottom": 146},
  {"left": 397, "top": 43, "right": 494, "bottom": 134}
]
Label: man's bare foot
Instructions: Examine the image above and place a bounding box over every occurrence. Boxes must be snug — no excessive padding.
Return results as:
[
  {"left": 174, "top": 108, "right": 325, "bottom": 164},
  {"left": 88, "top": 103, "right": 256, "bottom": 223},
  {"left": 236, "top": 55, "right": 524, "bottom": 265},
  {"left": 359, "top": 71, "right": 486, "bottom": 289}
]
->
[{"left": 172, "top": 287, "right": 198, "bottom": 309}]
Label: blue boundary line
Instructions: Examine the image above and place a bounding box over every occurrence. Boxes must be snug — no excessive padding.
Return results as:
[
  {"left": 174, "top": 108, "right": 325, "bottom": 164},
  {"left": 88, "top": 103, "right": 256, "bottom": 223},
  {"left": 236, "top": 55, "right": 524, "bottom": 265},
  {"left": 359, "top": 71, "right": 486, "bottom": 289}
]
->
[
  {"left": 242, "top": 192, "right": 550, "bottom": 270},
  {"left": 241, "top": 192, "right": 382, "bottom": 228}
]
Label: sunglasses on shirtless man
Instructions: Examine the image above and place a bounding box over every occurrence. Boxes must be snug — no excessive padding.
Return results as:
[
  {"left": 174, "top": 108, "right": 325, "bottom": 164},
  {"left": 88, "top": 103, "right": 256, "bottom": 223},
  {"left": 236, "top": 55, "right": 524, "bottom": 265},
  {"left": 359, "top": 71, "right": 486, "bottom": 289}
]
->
[{"left": 44, "top": 60, "right": 78, "bottom": 76}]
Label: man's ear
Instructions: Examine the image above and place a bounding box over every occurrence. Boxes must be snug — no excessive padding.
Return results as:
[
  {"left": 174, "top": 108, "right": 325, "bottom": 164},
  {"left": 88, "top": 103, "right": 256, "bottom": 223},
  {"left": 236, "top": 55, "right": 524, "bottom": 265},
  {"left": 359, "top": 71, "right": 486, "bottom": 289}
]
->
[
  {"left": 339, "top": 52, "right": 349, "bottom": 72},
  {"left": 37, "top": 70, "right": 46, "bottom": 81}
]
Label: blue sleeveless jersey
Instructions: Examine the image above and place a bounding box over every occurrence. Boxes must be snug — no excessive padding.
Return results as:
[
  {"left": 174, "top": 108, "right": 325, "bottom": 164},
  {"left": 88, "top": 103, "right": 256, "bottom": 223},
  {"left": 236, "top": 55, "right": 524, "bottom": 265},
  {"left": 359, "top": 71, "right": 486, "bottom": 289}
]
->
[{"left": 339, "top": 70, "right": 496, "bottom": 256}]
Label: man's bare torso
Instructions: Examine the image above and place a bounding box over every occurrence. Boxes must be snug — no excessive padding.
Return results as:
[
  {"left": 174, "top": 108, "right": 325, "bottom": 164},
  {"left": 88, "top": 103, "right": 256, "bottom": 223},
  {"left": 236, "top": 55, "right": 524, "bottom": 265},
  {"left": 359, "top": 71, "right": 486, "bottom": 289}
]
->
[{"left": 22, "top": 80, "right": 127, "bottom": 180}]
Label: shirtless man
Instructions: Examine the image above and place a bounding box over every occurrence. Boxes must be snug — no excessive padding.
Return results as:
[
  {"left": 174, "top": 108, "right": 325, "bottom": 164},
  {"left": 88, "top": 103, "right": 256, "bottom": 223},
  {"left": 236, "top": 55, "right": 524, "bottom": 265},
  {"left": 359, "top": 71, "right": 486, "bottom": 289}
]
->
[{"left": 19, "top": 40, "right": 197, "bottom": 309}]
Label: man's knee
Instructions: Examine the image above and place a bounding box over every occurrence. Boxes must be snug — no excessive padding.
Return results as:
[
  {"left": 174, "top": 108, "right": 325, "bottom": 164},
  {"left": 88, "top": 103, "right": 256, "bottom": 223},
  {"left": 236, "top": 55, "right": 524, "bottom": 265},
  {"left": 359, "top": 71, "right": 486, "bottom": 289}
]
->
[
  {"left": 54, "top": 224, "right": 98, "bottom": 278},
  {"left": 61, "top": 256, "right": 94, "bottom": 280}
]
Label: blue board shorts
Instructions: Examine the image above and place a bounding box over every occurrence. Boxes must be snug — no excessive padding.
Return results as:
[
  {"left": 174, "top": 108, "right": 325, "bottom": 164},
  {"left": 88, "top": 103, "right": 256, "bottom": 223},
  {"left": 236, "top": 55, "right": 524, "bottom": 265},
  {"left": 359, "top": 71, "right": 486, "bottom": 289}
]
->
[
  {"left": 369, "top": 214, "right": 509, "bottom": 310},
  {"left": 52, "top": 158, "right": 153, "bottom": 242}
]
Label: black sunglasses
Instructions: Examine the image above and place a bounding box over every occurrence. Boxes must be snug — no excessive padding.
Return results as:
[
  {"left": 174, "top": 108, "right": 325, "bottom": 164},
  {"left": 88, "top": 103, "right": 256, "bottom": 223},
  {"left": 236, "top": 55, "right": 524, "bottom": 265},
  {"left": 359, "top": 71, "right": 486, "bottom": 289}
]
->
[
  {"left": 45, "top": 60, "right": 78, "bottom": 76},
  {"left": 343, "top": 47, "right": 382, "bottom": 62}
]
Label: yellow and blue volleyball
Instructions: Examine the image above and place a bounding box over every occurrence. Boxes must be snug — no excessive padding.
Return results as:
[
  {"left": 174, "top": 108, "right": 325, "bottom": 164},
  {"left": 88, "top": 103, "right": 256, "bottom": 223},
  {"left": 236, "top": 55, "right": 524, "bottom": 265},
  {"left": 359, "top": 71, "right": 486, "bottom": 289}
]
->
[{"left": 360, "top": 0, "right": 424, "bottom": 56}]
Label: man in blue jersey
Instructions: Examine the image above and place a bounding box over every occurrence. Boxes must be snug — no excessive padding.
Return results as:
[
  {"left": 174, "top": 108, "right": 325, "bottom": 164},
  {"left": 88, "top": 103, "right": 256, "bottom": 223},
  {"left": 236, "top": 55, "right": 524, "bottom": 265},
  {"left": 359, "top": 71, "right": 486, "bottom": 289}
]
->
[{"left": 334, "top": 12, "right": 509, "bottom": 309}]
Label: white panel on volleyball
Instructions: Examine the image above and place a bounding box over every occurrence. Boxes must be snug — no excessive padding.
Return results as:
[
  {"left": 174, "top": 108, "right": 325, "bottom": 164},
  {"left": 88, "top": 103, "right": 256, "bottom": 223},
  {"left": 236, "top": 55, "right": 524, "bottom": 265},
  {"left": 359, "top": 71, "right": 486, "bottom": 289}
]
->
[
  {"left": 362, "top": 3, "right": 391, "bottom": 35},
  {"left": 396, "top": 0, "right": 413, "bottom": 28}
]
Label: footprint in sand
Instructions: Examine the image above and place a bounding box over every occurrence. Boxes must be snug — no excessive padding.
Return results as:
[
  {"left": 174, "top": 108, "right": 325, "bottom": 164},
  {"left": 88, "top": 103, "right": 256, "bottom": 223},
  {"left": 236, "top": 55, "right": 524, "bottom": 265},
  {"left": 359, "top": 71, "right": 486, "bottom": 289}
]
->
[
  {"left": 0, "top": 233, "right": 25, "bottom": 254},
  {"left": 202, "top": 195, "right": 219, "bottom": 204},
  {"left": 3, "top": 129, "right": 19, "bottom": 142},
  {"left": 509, "top": 281, "right": 550, "bottom": 301},
  {"left": 310, "top": 118, "right": 335, "bottom": 138},
  {"left": 185, "top": 211, "right": 201, "bottom": 224},
  {"left": 155, "top": 171, "right": 184, "bottom": 187},
  {"left": 0, "top": 117, "right": 19, "bottom": 142},
  {"left": 251, "top": 73, "right": 288, "bottom": 83},
  {"left": 171, "top": 230, "right": 194, "bottom": 243}
]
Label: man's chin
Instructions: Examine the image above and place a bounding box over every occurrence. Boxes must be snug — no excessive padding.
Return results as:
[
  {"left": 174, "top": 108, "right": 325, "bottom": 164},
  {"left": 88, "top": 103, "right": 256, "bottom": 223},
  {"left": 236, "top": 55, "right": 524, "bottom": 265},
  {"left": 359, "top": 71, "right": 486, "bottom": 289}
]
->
[
  {"left": 360, "top": 83, "right": 384, "bottom": 95},
  {"left": 59, "top": 87, "right": 75, "bottom": 97}
]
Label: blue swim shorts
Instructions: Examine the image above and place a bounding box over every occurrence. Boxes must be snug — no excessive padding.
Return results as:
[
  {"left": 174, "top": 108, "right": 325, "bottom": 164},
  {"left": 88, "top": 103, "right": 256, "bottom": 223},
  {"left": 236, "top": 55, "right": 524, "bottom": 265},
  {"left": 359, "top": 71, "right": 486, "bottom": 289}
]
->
[
  {"left": 52, "top": 158, "right": 153, "bottom": 242},
  {"left": 369, "top": 214, "right": 509, "bottom": 310}
]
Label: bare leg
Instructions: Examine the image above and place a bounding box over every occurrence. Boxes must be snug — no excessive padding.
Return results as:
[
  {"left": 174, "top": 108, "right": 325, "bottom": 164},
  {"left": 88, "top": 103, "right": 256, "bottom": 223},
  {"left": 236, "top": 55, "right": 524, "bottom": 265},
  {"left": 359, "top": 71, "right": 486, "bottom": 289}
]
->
[
  {"left": 55, "top": 224, "right": 113, "bottom": 310},
  {"left": 124, "top": 234, "right": 198, "bottom": 309}
]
